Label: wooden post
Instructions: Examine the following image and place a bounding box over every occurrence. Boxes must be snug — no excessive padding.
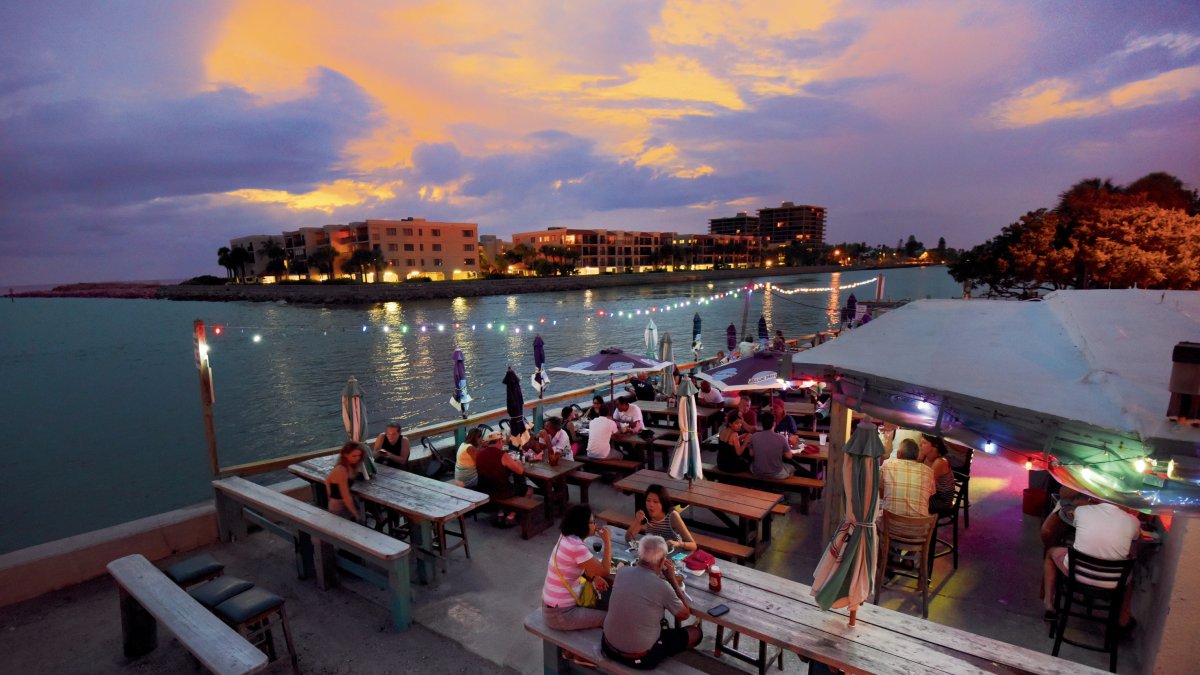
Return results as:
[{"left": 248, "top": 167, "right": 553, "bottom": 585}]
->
[
  {"left": 388, "top": 557, "right": 413, "bottom": 631},
  {"left": 119, "top": 587, "right": 157, "bottom": 657},
  {"left": 822, "top": 400, "right": 853, "bottom": 545},
  {"left": 193, "top": 320, "right": 220, "bottom": 476}
]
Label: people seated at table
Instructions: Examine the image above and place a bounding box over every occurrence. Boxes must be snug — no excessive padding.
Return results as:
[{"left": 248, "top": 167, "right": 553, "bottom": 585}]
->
[
  {"left": 613, "top": 396, "right": 646, "bottom": 434},
  {"left": 539, "top": 416, "right": 572, "bottom": 460},
  {"left": 586, "top": 413, "right": 623, "bottom": 460},
  {"left": 625, "top": 484, "right": 697, "bottom": 552},
  {"left": 771, "top": 330, "right": 787, "bottom": 351},
  {"left": 749, "top": 412, "right": 795, "bottom": 479},
  {"left": 542, "top": 504, "right": 612, "bottom": 631},
  {"left": 735, "top": 396, "right": 758, "bottom": 430},
  {"left": 697, "top": 379, "right": 724, "bottom": 406},
  {"left": 325, "top": 442, "right": 364, "bottom": 522},
  {"left": 560, "top": 405, "right": 584, "bottom": 457},
  {"left": 602, "top": 535, "right": 702, "bottom": 669},
  {"left": 586, "top": 395, "right": 607, "bottom": 421},
  {"left": 879, "top": 439, "right": 934, "bottom": 517},
  {"left": 373, "top": 421, "right": 410, "bottom": 468},
  {"left": 1041, "top": 499, "right": 1140, "bottom": 627},
  {"left": 769, "top": 397, "right": 798, "bottom": 439},
  {"left": 454, "top": 427, "right": 484, "bottom": 488},
  {"left": 1041, "top": 485, "right": 1087, "bottom": 551},
  {"left": 476, "top": 432, "right": 533, "bottom": 525},
  {"left": 716, "top": 410, "right": 752, "bottom": 473},
  {"left": 627, "top": 372, "right": 657, "bottom": 402},
  {"left": 923, "top": 435, "right": 956, "bottom": 513}
]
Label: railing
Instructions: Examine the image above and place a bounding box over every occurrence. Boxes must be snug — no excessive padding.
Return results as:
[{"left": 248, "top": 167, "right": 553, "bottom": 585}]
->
[{"left": 218, "top": 356, "right": 718, "bottom": 478}]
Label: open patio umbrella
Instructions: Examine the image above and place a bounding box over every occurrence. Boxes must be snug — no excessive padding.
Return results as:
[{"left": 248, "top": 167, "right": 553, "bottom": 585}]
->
[
  {"left": 668, "top": 377, "right": 704, "bottom": 482},
  {"left": 692, "top": 313, "right": 702, "bottom": 361},
  {"left": 758, "top": 315, "right": 769, "bottom": 343},
  {"left": 502, "top": 367, "right": 527, "bottom": 437},
  {"left": 341, "top": 376, "right": 375, "bottom": 479},
  {"left": 450, "top": 349, "right": 472, "bottom": 419},
  {"left": 811, "top": 420, "right": 885, "bottom": 626},
  {"left": 644, "top": 319, "right": 658, "bottom": 359},
  {"left": 726, "top": 324, "right": 737, "bottom": 353},
  {"left": 551, "top": 348, "right": 668, "bottom": 401},
  {"left": 531, "top": 335, "right": 550, "bottom": 398},
  {"left": 695, "top": 350, "right": 787, "bottom": 392}
]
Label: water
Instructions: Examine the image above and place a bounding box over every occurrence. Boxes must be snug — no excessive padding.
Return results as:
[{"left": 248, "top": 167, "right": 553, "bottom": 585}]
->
[{"left": 0, "top": 266, "right": 960, "bottom": 552}]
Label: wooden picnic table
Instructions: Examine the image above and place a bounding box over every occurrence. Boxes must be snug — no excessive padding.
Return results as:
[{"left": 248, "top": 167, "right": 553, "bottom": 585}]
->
[
  {"left": 671, "top": 558, "right": 1106, "bottom": 675},
  {"left": 613, "top": 470, "right": 782, "bottom": 555},
  {"left": 521, "top": 458, "right": 582, "bottom": 520},
  {"left": 289, "top": 457, "right": 488, "bottom": 583},
  {"left": 638, "top": 400, "right": 723, "bottom": 439},
  {"left": 611, "top": 428, "right": 677, "bottom": 470}
]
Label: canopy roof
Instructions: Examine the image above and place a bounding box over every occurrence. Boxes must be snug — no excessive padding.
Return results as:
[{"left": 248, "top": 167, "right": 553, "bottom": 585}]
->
[{"left": 785, "top": 290, "right": 1200, "bottom": 511}]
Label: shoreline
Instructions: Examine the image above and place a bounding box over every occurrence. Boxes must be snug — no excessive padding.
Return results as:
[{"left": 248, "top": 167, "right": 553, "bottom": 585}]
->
[{"left": 14, "top": 263, "right": 932, "bottom": 304}]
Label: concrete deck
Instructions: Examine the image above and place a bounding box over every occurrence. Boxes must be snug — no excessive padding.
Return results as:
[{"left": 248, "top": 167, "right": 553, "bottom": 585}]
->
[{"left": 0, "top": 455, "right": 1136, "bottom": 673}]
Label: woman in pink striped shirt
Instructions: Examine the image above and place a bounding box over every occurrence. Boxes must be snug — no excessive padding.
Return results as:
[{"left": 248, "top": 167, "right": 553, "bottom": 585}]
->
[{"left": 542, "top": 505, "right": 612, "bottom": 630}]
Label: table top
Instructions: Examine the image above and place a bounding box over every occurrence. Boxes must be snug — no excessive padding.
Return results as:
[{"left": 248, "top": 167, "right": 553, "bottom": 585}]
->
[
  {"left": 637, "top": 400, "right": 723, "bottom": 416},
  {"left": 290, "top": 456, "right": 489, "bottom": 521},
  {"left": 677, "top": 559, "right": 1105, "bottom": 675},
  {"left": 521, "top": 458, "right": 582, "bottom": 481},
  {"left": 613, "top": 470, "right": 782, "bottom": 521}
]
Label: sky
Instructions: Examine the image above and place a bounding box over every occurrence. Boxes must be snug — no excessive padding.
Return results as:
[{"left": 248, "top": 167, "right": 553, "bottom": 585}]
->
[{"left": 1, "top": 1, "right": 1198, "bottom": 285}]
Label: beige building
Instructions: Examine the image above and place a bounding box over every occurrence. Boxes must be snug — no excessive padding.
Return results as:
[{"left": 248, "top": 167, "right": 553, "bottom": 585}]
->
[
  {"left": 327, "top": 218, "right": 480, "bottom": 282},
  {"left": 228, "top": 234, "right": 281, "bottom": 281},
  {"left": 512, "top": 227, "right": 758, "bottom": 274}
]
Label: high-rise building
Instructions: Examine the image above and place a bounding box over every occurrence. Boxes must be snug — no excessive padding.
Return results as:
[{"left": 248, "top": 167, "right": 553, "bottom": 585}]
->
[
  {"left": 709, "top": 212, "right": 759, "bottom": 237},
  {"left": 511, "top": 227, "right": 757, "bottom": 273},
  {"left": 755, "top": 202, "right": 826, "bottom": 246}
]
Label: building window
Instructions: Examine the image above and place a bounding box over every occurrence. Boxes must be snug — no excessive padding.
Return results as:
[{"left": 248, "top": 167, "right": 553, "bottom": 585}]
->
[
  {"left": 403, "top": 228, "right": 413, "bottom": 236},
  {"left": 418, "top": 229, "right": 423, "bottom": 236},
  {"left": 419, "top": 244, "right": 424, "bottom": 251},
  {"left": 386, "top": 228, "right": 397, "bottom": 236},
  {"left": 431, "top": 229, "right": 441, "bottom": 236},
  {"left": 387, "top": 243, "right": 398, "bottom": 252},
  {"left": 432, "top": 243, "right": 442, "bottom": 251},
  {"left": 404, "top": 243, "right": 414, "bottom": 251},
  {"left": 433, "top": 258, "right": 443, "bottom": 267},
  {"left": 463, "top": 230, "right": 474, "bottom": 238},
  {"left": 464, "top": 258, "right": 476, "bottom": 266},
  {"left": 463, "top": 243, "right": 474, "bottom": 251},
  {"left": 406, "top": 258, "right": 415, "bottom": 266}
]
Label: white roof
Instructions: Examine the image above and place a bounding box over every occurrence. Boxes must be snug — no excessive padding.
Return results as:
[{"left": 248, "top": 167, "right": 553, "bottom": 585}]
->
[{"left": 797, "top": 289, "right": 1200, "bottom": 444}]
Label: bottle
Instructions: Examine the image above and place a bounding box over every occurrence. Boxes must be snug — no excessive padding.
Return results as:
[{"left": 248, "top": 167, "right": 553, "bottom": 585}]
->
[{"left": 708, "top": 564, "right": 722, "bottom": 592}]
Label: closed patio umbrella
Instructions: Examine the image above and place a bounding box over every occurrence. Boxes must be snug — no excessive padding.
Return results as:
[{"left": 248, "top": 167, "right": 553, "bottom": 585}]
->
[
  {"left": 341, "top": 376, "right": 375, "bottom": 479},
  {"left": 450, "top": 349, "right": 472, "bottom": 419},
  {"left": 692, "top": 313, "right": 702, "bottom": 361},
  {"left": 659, "top": 331, "right": 677, "bottom": 400},
  {"left": 726, "top": 323, "right": 737, "bottom": 353},
  {"left": 532, "top": 335, "right": 550, "bottom": 399},
  {"left": 502, "top": 367, "right": 527, "bottom": 437},
  {"left": 758, "top": 315, "right": 769, "bottom": 343},
  {"left": 644, "top": 319, "right": 658, "bottom": 359},
  {"left": 811, "top": 420, "right": 885, "bottom": 626},
  {"left": 668, "top": 377, "right": 704, "bottom": 482}
]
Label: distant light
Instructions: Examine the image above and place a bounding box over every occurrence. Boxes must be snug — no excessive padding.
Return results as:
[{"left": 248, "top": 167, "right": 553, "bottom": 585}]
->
[
  {"left": 1024, "top": 460, "right": 1033, "bottom": 471},
  {"left": 213, "top": 326, "right": 223, "bottom": 336},
  {"left": 486, "top": 323, "right": 493, "bottom": 330},
  {"left": 983, "top": 441, "right": 997, "bottom": 454},
  {"left": 382, "top": 325, "right": 389, "bottom": 332},
  {"left": 252, "top": 334, "right": 262, "bottom": 343},
  {"left": 437, "top": 324, "right": 445, "bottom": 332},
  {"left": 362, "top": 325, "right": 368, "bottom": 332},
  {"left": 420, "top": 325, "right": 427, "bottom": 332}
]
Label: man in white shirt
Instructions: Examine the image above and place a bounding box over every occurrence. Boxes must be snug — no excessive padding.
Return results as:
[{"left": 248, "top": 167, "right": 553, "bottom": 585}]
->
[
  {"left": 539, "top": 416, "right": 573, "bottom": 460},
  {"left": 697, "top": 380, "right": 724, "bottom": 406},
  {"left": 613, "top": 397, "right": 645, "bottom": 433},
  {"left": 1042, "top": 499, "right": 1140, "bottom": 627},
  {"left": 587, "top": 415, "right": 622, "bottom": 459}
]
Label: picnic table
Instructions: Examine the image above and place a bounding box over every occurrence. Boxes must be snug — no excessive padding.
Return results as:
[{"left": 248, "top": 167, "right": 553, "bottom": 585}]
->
[
  {"left": 522, "top": 458, "right": 582, "bottom": 520},
  {"left": 289, "top": 457, "right": 488, "bottom": 583},
  {"left": 613, "top": 470, "right": 782, "bottom": 556},
  {"left": 638, "top": 400, "right": 723, "bottom": 438},
  {"left": 667, "top": 557, "right": 1106, "bottom": 675}
]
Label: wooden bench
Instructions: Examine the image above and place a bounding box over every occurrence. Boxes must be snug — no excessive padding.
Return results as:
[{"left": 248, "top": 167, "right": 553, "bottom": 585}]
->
[
  {"left": 566, "top": 470, "right": 601, "bottom": 504},
  {"left": 701, "top": 463, "right": 824, "bottom": 515},
  {"left": 106, "top": 554, "right": 268, "bottom": 675},
  {"left": 524, "top": 608, "right": 705, "bottom": 675},
  {"left": 596, "top": 510, "right": 755, "bottom": 564},
  {"left": 581, "top": 456, "right": 643, "bottom": 478},
  {"left": 212, "top": 476, "right": 413, "bottom": 629},
  {"left": 493, "top": 495, "right": 548, "bottom": 540}
]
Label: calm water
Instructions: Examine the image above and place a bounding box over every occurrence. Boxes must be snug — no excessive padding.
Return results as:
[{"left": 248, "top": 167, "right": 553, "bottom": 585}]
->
[{"left": 0, "top": 266, "right": 960, "bottom": 552}]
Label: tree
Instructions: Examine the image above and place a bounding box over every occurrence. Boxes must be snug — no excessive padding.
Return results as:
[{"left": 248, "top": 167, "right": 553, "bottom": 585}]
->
[
  {"left": 228, "top": 246, "right": 252, "bottom": 283},
  {"left": 217, "top": 247, "right": 235, "bottom": 280},
  {"left": 307, "top": 246, "right": 338, "bottom": 278},
  {"left": 950, "top": 172, "right": 1200, "bottom": 295},
  {"left": 903, "top": 235, "right": 924, "bottom": 258},
  {"left": 346, "top": 247, "right": 384, "bottom": 282}
]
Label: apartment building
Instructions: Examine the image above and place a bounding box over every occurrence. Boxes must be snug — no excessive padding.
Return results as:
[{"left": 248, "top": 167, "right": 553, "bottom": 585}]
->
[
  {"left": 709, "top": 211, "right": 760, "bottom": 237},
  {"left": 709, "top": 202, "right": 826, "bottom": 252},
  {"left": 228, "top": 234, "right": 279, "bottom": 280},
  {"left": 511, "top": 227, "right": 757, "bottom": 273},
  {"left": 478, "top": 234, "right": 509, "bottom": 270}
]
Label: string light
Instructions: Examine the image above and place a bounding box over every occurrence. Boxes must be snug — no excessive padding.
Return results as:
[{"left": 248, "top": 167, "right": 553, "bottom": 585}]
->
[{"left": 252, "top": 334, "right": 262, "bottom": 343}]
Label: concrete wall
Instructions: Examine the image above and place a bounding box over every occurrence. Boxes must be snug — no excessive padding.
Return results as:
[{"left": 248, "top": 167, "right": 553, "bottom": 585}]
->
[
  {"left": 0, "top": 479, "right": 310, "bottom": 608},
  {"left": 1142, "top": 513, "right": 1200, "bottom": 674}
]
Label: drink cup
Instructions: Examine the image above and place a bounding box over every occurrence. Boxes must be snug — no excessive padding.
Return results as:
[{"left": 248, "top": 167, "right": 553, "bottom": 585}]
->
[{"left": 819, "top": 433, "right": 828, "bottom": 446}]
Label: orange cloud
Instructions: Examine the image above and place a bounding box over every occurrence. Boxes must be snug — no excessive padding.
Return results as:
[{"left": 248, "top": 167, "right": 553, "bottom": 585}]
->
[
  {"left": 991, "top": 66, "right": 1200, "bottom": 127},
  {"left": 225, "top": 179, "right": 402, "bottom": 212}
]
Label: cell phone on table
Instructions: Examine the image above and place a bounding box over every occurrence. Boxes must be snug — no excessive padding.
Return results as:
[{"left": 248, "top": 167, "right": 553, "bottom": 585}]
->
[{"left": 707, "top": 604, "right": 730, "bottom": 617}]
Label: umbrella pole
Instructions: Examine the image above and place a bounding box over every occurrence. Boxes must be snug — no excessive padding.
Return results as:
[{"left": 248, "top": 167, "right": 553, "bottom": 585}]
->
[
  {"left": 609, "top": 374, "right": 614, "bottom": 402},
  {"left": 849, "top": 608, "right": 857, "bottom": 626}
]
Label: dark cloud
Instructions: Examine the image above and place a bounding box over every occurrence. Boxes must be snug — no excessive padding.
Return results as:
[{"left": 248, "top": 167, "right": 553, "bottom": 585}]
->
[{"left": 0, "top": 68, "right": 377, "bottom": 208}]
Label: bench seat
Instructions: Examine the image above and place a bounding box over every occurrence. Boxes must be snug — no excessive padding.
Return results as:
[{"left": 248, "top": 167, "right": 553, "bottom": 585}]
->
[
  {"left": 701, "top": 463, "right": 824, "bottom": 515},
  {"left": 493, "top": 495, "right": 547, "bottom": 540},
  {"left": 107, "top": 554, "right": 267, "bottom": 675},
  {"left": 565, "top": 470, "right": 601, "bottom": 504},
  {"left": 596, "top": 510, "right": 754, "bottom": 563},
  {"left": 581, "top": 457, "right": 642, "bottom": 477},
  {"left": 524, "top": 608, "right": 705, "bottom": 675},
  {"left": 212, "top": 476, "right": 412, "bottom": 629}
]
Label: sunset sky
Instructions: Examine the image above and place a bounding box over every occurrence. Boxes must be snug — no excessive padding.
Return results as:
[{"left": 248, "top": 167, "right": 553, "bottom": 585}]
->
[{"left": 2, "top": 1, "right": 1198, "bottom": 285}]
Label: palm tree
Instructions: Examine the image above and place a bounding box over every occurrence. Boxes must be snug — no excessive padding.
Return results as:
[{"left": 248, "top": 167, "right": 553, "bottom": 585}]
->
[
  {"left": 306, "top": 246, "right": 338, "bottom": 279},
  {"left": 217, "top": 247, "right": 235, "bottom": 280},
  {"left": 228, "top": 246, "right": 252, "bottom": 283},
  {"left": 346, "top": 248, "right": 379, "bottom": 282}
]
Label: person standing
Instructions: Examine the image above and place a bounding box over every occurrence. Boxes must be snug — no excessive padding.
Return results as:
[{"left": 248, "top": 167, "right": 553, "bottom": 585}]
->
[{"left": 601, "top": 536, "right": 702, "bottom": 669}]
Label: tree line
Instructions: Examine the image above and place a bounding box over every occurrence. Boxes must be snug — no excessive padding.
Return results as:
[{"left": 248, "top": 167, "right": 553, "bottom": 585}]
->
[{"left": 949, "top": 172, "right": 1199, "bottom": 297}]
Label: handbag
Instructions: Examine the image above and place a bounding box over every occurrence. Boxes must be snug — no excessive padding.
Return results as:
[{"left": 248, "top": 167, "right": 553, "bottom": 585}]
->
[
  {"left": 552, "top": 537, "right": 599, "bottom": 608},
  {"left": 683, "top": 548, "right": 716, "bottom": 571}
]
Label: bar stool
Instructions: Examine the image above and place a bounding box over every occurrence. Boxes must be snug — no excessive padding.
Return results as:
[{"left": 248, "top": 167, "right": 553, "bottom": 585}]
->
[
  {"left": 931, "top": 480, "right": 966, "bottom": 570},
  {"left": 1049, "top": 549, "right": 1133, "bottom": 673},
  {"left": 874, "top": 510, "right": 937, "bottom": 618},
  {"left": 163, "top": 553, "right": 224, "bottom": 589},
  {"left": 214, "top": 587, "right": 300, "bottom": 674}
]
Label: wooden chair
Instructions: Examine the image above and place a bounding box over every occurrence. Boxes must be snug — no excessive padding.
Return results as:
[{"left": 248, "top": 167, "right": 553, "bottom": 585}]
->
[
  {"left": 1050, "top": 549, "right": 1133, "bottom": 673},
  {"left": 874, "top": 511, "right": 938, "bottom": 618}
]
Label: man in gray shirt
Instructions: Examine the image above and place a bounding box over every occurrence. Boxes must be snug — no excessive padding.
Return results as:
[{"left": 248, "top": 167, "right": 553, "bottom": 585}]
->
[
  {"left": 750, "top": 412, "right": 795, "bottom": 479},
  {"left": 602, "top": 536, "right": 702, "bottom": 669}
]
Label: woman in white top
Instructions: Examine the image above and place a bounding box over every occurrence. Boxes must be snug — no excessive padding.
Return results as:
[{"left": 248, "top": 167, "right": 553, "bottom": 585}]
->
[{"left": 454, "top": 427, "right": 484, "bottom": 487}]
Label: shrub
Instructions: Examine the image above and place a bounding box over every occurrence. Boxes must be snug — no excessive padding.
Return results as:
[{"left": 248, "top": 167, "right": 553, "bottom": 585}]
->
[
  {"left": 323, "top": 277, "right": 362, "bottom": 285},
  {"left": 181, "top": 275, "right": 227, "bottom": 285},
  {"left": 404, "top": 276, "right": 433, "bottom": 283}
]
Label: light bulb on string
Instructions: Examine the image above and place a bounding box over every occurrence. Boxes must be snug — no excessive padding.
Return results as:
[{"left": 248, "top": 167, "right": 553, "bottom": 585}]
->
[{"left": 252, "top": 334, "right": 262, "bottom": 343}]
